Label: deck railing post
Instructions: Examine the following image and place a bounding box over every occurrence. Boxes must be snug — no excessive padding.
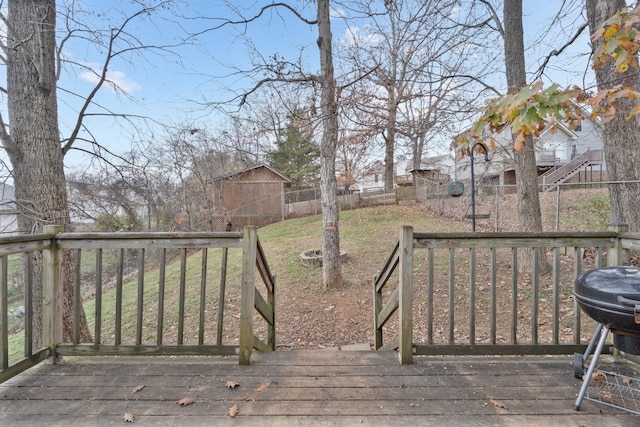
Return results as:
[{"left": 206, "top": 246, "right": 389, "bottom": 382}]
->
[
  {"left": 398, "top": 226, "right": 414, "bottom": 364},
  {"left": 607, "top": 221, "right": 629, "bottom": 266},
  {"left": 42, "top": 225, "right": 63, "bottom": 363},
  {"left": 240, "top": 226, "right": 258, "bottom": 365}
]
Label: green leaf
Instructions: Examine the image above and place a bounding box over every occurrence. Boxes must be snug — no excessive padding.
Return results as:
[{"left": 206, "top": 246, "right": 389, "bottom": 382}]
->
[{"left": 524, "top": 107, "right": 540, "bottom": 125}]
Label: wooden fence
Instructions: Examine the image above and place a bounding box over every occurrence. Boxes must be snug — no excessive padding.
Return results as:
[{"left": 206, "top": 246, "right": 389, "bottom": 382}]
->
[
  {"left": 3, "top": 222, "right": 640, "bottom": 383},
  {"left": 374, "top": 223, "right": 639, "bottom": 364},
  {"left": 0, "top": 226, "right": 275, "bottom": 383}
]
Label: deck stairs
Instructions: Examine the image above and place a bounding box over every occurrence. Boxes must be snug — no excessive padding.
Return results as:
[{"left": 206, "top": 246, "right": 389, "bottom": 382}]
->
[{"left": 538, "top": 149, "right": 603, "bottom": 191}]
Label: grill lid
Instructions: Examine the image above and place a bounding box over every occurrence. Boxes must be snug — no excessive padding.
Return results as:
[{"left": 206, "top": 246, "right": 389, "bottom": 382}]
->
[{"left": 575, "top": 267, "right": 640, "bottom": 304}]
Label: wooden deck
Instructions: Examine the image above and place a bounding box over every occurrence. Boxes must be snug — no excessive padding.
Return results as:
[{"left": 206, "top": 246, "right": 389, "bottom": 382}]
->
[{"left": 0, "top": 349, "right": 637, "bottom": 426}]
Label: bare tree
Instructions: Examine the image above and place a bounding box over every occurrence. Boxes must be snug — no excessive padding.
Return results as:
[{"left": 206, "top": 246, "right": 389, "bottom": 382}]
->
[
  {"left": 1, "top": 0, "right": 191, "bottom": 347},
  {"left": 317, "top": 0, "right": 342, "bottom": 287},
  {"left": 2, "top": 0, "right": 93, "bottom": 346},
  {"left": 586, "top": 0, "right": 640, "bottom": 232},
  {"left": 335, "top": 98, "right": 376, "bottom": 191},
  {"left": 202, "top": 1, "right": 343, "bottom": 287},
  {"left": 503, "top": 1, "right": 546, "bottom": 271},
  {"left": 340, "top": 0, "right": 480, "bottom": 190}
]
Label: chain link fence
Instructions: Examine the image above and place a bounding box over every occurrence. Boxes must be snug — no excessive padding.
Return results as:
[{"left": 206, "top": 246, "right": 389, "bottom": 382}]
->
[{"left": 418, "top": 177, "right": 620, "bottom": 232}]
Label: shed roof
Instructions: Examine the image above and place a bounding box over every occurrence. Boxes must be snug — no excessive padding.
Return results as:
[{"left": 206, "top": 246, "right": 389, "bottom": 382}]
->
[{"left": 213, "top": 164, "right": 292, "bottom": 185}]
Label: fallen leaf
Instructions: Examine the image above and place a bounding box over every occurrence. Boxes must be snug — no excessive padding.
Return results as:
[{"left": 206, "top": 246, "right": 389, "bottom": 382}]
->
[
  {"left": 123, "top": 413, "right": 135, "bottom": 423},
  {"left": 490, "top": 399, "right": 509, "bottom": 410},
  {"left": 225, "top": 380, "right": 240, "bottom": 389},
  {"left": 256, "top": 381, "right": 271, "bottom": 392},
  {"left": 591, "top": 371, "right": 607, "bottom": 382},
  {"left": 132, "top": 384, "right": 145, "bottom": 394},
  {"left": 229, "top": 404, "right": 240, "bottom": 417},
  {"left": 177, "top": 397, "right": 196, "bottom": 406}
]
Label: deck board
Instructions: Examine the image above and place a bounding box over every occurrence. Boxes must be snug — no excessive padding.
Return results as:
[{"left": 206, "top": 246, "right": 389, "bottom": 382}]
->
[{"left": 0, "top": 349, "right": 638, "bottom": 426}]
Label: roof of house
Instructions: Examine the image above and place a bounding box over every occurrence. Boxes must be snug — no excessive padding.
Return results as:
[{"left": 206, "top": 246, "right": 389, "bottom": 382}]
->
[{"left": 213, "top": 164, "right": 292, "bottom": 184}]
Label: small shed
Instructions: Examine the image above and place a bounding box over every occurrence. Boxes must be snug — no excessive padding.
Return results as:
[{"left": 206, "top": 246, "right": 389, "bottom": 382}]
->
[{"left": 213, "top": 164, "right": 291, "bottom": 230}]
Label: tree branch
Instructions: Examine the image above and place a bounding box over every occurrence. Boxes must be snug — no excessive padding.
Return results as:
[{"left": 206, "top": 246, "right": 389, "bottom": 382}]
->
[
  {"left": 239, "top": 75, "right": 319, "bottom": 106},
  {"left": 533, "top": 22, "right": 588, "bottom": 81},
  {"left": 61, "top": 3, "right": 176, "bottom": 156},
  {"left": 188, "top": 2, "right": 317, "bottom": 38},
  {"left": 479, "top": 0, "right": 504, "bottom": 38}
]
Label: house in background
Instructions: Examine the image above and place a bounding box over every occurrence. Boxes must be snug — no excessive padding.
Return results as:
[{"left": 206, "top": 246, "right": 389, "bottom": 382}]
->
[
  {"left": 357, "top": 154, "right": 456, "bottom": 202},
  {"left": 357, "top": 160, "right": 386, "bottom": 194},
  {"left": 0, "top": 184, "right": 18, "bottom": 236},
  {"left": 356, "top": 106, "right": 605, "bottom": 205},
  {"left": 213, "top": 164, "right": 291, "bottom": 230},
  {"left": 452, "top": 107, "right": 605, "bottom": 191}
]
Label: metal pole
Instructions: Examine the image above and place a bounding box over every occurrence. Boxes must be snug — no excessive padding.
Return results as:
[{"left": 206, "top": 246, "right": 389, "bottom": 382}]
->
[
  {"left": 470, "top": 142, "right": 489, "bottom": 232},
  {"left": 555, "top": 184, "right": 561, "bottom": 231}
]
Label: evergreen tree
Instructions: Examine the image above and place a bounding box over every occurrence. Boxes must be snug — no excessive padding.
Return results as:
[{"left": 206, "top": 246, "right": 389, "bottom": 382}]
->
[{"left": 266, "top": 115, "right": 320, "bottom": 189}]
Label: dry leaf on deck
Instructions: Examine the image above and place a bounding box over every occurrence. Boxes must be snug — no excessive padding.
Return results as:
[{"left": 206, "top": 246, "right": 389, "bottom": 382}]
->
[
  {"left": 225, "top": 380, "right": 240, "bottom": 389},
  {"left": 123, "top": 413, "right": 135, "bottom": 423},
  {"left": 132, "top": 384, "right": 145, "bottom": 394},
  {"left": 489, "top": 399, "right": 509, "bottom": 410},
  {"left": 177, "top": 397, "right": 196, "bottom": 406},
  {"left": 591, "top": 371, "right": 607, "bottom": 382},
  {"left": 229, "top": 404, "right": 240, "bottom": 417},
  {"left": 256, "top": 381, "right": 271, "bottom": 392}
]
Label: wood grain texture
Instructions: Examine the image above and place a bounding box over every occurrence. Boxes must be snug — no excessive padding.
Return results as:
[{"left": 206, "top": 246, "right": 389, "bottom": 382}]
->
[{"left": 0, "top": 350, "right": 635, "bottom": 426}]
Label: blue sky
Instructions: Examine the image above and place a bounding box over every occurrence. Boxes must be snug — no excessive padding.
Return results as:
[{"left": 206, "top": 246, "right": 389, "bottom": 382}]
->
[
  {"left": 55, "top": 1, "right": 323, "bottom": 167},
  {"left": 0, "top": 1, "right": 595, "bottom": 177}
]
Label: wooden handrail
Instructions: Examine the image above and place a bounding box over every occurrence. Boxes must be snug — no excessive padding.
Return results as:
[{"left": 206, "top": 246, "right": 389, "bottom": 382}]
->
[
  {"left": 373, "top": 225, "right": 636, "bottom": 364},
  {"left": 538, "top": 149, "right": 604, "bottom": 190}
]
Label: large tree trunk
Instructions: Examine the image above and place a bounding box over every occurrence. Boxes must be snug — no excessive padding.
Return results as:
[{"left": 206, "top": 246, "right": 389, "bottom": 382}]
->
[
  {"left": 586, "top": 0, "right": 640, "bottom": 232},
  {"left": 317, "top": 0, "right": 342, "bottom": 288},
  {"left": 384, "top": 99, "right": 397, "bottom": 194},
  {"left": 382, "top": 6, "right": 398, "bottom": 194},
  {"left": 6, "top": 0, "right": 91, "bottom": 347},
  {"left": 503, "top": 0, "right": 548, "bottom": 273}
]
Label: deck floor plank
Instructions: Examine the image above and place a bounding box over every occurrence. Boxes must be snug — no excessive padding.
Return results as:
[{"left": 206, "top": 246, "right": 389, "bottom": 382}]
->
[{"left": 0, "top": 350, "right": 638, "bottom": 426}]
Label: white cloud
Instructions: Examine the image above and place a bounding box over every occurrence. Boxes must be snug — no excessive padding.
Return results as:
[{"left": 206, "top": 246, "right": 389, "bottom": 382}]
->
[
  {"left": 79, "top": 69, "right": 141, "bottom": 95},
  {"left": 338, "top": 25, "right": 384, "bottom": 50},
  {"left": 331, "top": 6, "right": 347, "bottom": 19}
]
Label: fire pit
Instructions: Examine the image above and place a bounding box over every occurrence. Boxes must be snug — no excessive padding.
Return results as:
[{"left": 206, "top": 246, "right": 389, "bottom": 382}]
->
[{"left": 299, "top": 249, "right": 347, "bottom": 268}]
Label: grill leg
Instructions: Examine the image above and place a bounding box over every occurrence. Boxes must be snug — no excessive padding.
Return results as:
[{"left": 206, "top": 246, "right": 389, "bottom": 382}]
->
[
  {"left": 574, "top": 323, "right": 604, "bottom": 378},
  {"left": 574, "top": 326, "right": 609, "bottom": 411},
  {"left": 583, "top": 323, "right": 604, "bottom": 361}
]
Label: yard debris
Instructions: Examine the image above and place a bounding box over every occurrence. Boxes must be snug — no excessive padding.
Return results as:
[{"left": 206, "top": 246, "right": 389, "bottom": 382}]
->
[
  {"left": 256, "top": 381, "right": 271, "bottom": 392},
  {"left": 225, "top": 380, "right": 240, "bottom": 389},
  {"left": 131, "top": 384, "right": 145, "bottom": 394},
  {"left": 176, "top": 397, "right": 196, "bottom": 406},
  {"left": 123, "top": 413, "right": 135, "bottom": 422},
  {"left": 489, "top": 399, "right": 509, "bottom": 410},
  {"left": 229, "top": 404, "right": 240, "bottom": 417}
]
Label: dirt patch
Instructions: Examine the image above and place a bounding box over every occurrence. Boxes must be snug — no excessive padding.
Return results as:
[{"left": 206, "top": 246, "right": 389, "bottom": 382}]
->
[{"left": 272, "top": 189, "right": 625, "bottom": 351}]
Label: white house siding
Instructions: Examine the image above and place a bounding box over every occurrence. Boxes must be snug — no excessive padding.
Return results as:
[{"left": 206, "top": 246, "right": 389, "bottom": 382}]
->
[{"left": 0, "top": 184, "right": 18, "bottom": 236}]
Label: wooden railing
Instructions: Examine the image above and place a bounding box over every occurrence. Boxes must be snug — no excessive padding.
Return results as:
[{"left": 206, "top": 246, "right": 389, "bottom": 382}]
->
[
  {"left": 0, "top": 233, "right": 54, "bottom": 382},
  {"left": 374, "top": 223, "right": 634, "bottom": 364},
  {"left": 0, "top": 226, "right": 275, "bottom": 383},
  {"left": 538, "top": 149, "right": 604, "bottom": 191}
]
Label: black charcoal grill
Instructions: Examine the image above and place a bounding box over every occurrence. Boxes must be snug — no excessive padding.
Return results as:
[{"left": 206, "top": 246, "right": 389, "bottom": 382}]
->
[
  {"left": 573, "top": 266, "right": 640, "bottom": 411},
  {"left": 574, "top": 266, "right": 640, "bottom": 354}
]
